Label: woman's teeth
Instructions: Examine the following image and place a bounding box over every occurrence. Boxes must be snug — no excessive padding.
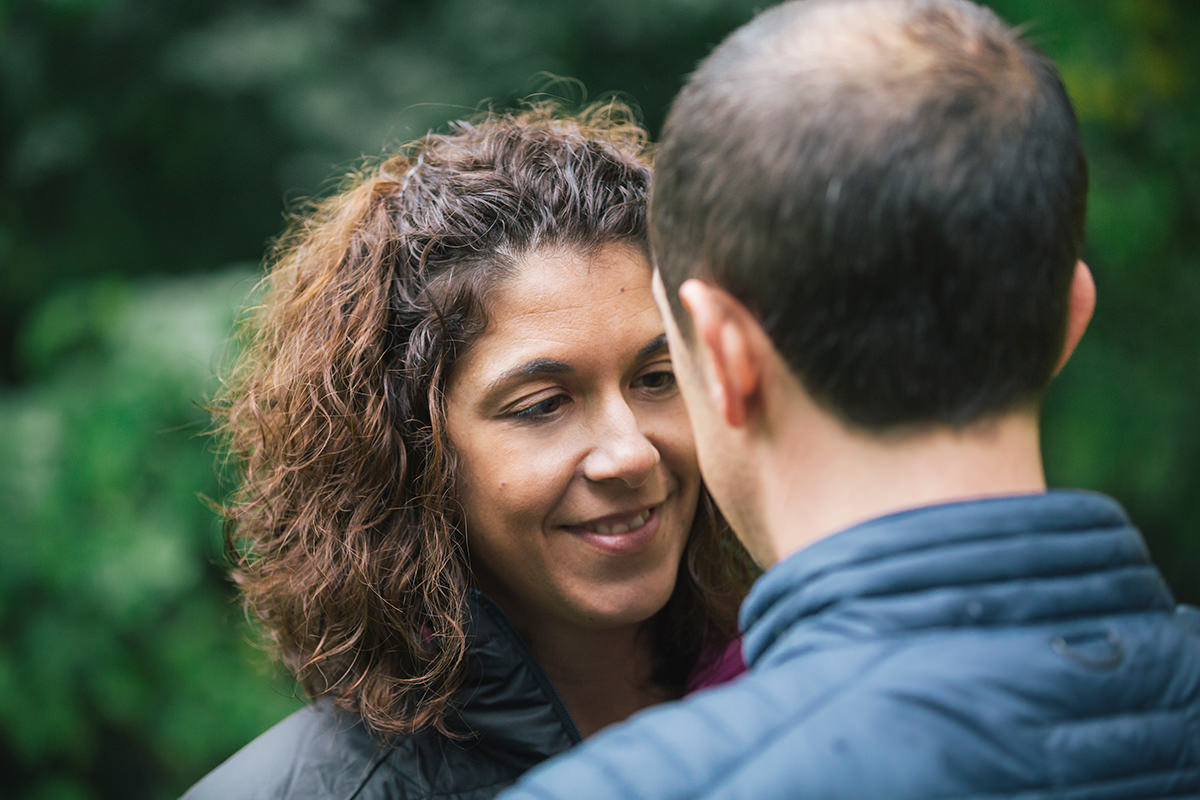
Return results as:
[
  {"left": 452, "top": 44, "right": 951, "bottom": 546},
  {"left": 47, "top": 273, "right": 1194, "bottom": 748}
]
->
[{"left": 591, "top": 507, "right": 651, "bottom": 536}]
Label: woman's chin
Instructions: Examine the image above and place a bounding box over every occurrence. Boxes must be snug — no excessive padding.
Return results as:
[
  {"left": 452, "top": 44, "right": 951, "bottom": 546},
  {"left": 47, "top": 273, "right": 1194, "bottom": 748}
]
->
[{"left": 563, "top": 571, "right": 681, "bottom": 630}]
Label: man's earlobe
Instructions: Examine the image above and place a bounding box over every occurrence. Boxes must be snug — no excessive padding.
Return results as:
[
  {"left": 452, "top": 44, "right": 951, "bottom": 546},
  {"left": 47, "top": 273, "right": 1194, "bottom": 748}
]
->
[
  {"left": 680, "top": 280, "right": 761, "bottom": 429},
  {"left": 1054, "top": 260, "right": 1096, "bottom": 376}
]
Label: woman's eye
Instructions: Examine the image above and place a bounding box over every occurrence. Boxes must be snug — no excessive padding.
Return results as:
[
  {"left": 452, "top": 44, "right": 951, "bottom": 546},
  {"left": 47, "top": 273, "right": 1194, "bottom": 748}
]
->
[
  {"left": 635, "top": 370, "right": 677, "bottom": 394},
  {"left": 511, "top": 394, "right": 569, "bottom": 421}
]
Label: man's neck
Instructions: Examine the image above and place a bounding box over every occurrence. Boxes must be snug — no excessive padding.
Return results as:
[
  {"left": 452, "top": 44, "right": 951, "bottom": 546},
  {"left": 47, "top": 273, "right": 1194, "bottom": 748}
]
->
[{"left": 755, "top": 409, "right": 1047, "bottom": 567}]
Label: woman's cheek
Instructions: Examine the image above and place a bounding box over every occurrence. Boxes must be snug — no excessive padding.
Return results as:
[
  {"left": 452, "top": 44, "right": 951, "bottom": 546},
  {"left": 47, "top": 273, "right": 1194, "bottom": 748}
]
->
[
  {"left": 649, "top": 401, "right": 699, "bottom": 470},
  {"left": 484, "top": 432, "right": 576, "bottom": 523}
]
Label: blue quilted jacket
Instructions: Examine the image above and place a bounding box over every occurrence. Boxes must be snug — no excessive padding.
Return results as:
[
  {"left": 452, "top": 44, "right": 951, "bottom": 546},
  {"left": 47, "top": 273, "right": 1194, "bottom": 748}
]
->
[{"left": 502, "top": 491, "right": 1200, "bottom": 799}]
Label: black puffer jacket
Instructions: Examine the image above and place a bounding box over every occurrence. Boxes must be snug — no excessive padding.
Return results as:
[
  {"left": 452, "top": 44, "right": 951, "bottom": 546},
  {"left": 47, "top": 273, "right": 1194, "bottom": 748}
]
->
[{"left": 182, "top": 592, "right": 583, "bottom": 799}]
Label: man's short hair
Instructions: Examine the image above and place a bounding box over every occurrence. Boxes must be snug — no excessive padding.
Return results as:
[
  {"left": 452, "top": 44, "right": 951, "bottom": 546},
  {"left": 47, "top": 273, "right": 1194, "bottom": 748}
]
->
[{"left": 651, "top": 0, "right": 1087, "bottom": 430}]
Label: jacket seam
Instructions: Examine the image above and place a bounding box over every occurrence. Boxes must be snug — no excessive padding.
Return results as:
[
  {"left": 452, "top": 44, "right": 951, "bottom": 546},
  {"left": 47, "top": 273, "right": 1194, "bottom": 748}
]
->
[
  {"left": 756, "top": 579, "right": 1172, "bottom": 664},
  {"left": 1037, "top": 698, "right": 1195, "bottom": 728},
  {"left": 346, "top": 745, "right": 399, "bottom": 800},
  {"left": 820, "top": 561, "right": 1165, "bottom": 605},
  {"left": 747, "top": 538, "right": 1159, "bottom": 659},
  {"left": 770, "top": 522, "right": 1135, "bottom": 595},
  {"left": 943, "top": 763, "right": 1200, "bottom": 799}
]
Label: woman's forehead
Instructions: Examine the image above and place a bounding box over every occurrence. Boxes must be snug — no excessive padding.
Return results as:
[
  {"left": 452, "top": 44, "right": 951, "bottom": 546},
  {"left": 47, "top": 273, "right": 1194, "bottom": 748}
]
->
[
  {"left": 455, "top": 244, "right": 665, "bottom": 387},
  {"left": 494, "top": 244, "right": 654, "bottom": 325}
]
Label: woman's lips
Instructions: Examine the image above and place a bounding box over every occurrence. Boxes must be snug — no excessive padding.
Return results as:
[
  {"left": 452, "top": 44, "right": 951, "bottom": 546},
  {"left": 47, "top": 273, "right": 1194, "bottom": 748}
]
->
[{"left": 561, "top": 504, "right": 663, "bottom": 554}]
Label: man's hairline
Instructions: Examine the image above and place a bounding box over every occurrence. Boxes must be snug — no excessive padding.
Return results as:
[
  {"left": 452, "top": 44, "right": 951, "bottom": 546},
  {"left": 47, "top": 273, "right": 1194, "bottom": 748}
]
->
[{"left": 652, "top": 263, "right": 700, "bottom": 348}]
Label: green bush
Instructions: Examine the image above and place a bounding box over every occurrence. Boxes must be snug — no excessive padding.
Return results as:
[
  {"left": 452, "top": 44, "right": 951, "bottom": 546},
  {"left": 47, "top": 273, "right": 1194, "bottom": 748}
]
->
[{"left": 0, "top": 270, "right": 300, "bottom": 799}]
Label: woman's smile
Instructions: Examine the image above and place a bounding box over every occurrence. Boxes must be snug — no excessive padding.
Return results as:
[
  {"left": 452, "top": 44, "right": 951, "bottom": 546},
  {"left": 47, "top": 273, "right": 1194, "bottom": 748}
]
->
[
  {"left": 559, "top": 501, "right": 665, "bottom": 554},
  {"left": 563, "top": 503, "right": 656, "bottom": 536}
]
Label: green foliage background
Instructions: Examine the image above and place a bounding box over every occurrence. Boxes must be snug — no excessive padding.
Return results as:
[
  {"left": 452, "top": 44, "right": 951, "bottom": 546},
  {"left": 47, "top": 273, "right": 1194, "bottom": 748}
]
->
[{"left": 1, "top": 1, "right": 1196, "bottom": 797}]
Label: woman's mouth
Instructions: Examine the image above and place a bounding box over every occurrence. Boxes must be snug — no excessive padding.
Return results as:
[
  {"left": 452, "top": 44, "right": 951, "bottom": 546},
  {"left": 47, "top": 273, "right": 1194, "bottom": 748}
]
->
[
  {"left": 588, "top": 507, "right": 652, "bottom": 536},
  {"left": 561, "top": 503, "right": 664, "bottom": 554}
]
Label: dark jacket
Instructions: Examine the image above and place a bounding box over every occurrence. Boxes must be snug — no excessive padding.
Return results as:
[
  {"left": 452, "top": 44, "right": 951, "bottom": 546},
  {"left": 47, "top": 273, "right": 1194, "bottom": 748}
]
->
[
  {"left": 502, "top": 491, "right": 1200, "bottom": 799},
  {"left": 183, "top": 591, "right": 744, "bottom": 800},
  {"left": 183, "top": 593, "right": 581, "bottom": 800}
]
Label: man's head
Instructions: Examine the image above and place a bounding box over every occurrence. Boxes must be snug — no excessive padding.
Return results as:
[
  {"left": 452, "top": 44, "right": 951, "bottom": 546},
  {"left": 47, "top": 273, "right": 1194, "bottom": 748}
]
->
[
  {"left": 650, "top": 0, "right": 1094, "bottom": 560},
  {"left": 652, "top": 0, "right": 1087, "bottom": 428}
]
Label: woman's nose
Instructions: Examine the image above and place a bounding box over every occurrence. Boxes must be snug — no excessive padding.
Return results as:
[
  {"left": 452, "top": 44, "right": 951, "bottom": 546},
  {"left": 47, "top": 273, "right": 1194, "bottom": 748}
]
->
[{"left": 582, "top": 401, "right": 661, "bottom": 488}]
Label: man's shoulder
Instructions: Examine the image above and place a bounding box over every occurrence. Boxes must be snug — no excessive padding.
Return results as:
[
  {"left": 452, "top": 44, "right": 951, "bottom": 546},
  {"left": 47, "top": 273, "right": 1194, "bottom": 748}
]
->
[
  {"left": 181, "top": 700, "right": 393, "bottom": 800},
  {"left": 501, "top": 639, "right": 896, "bottom": 800},
  {"left": 502, "top": 603, "right": 1200, "bottom": 800}
]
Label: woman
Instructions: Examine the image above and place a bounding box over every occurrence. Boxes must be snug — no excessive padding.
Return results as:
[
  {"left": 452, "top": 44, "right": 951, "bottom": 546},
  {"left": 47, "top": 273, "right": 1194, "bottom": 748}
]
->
[{"left": 184, "top": 103, "right": 756, "bottom": 800}]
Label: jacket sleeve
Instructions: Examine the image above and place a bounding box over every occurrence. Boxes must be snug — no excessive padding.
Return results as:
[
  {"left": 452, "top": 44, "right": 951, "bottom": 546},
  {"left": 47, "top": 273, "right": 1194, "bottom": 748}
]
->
[{"left": 179, "top": 701, "right": 391, "bottom": 800}]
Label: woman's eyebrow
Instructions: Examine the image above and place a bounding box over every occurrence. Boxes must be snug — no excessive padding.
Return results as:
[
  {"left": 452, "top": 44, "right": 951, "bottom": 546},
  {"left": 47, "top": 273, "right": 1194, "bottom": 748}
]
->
[
  {"left": 637, "top": 333, "right": 668, "bottom": 361},
  {"left": 485, "top": 334, "right": 667, "bottom": 395},
  {"left": 486, "top": 358, "right": 572, "bottom": 393}
]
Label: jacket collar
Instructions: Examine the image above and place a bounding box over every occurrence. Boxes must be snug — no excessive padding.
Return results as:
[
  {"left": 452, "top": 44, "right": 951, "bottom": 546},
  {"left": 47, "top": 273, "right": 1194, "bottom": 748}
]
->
[
  {"left": 451, "top": 591, "right": 582, "bottom": 761},
  {"left": 740, "top": 490, "right": 1177, "bottom": 668}
]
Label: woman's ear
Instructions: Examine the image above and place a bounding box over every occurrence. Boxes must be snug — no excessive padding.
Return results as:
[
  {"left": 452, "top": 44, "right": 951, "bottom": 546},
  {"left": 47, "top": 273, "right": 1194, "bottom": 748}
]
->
[
  {"left": 679, "top": 280, "right": 762, "bottom": 429},
  {"left": 1054, "top": 260, "right": 1096, "bottom": 376}
]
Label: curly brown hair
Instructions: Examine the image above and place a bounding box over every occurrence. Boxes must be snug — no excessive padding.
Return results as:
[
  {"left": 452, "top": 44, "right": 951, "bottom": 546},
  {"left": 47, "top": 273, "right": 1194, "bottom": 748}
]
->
[{"left": 214, "top": 101, "right": 757, "bottom": 740}]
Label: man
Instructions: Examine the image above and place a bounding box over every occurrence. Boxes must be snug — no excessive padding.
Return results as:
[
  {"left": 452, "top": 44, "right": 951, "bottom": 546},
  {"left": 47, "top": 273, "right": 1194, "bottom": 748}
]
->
[{"left": 499, "top": 0, "right": 1200, "bottom": 798}]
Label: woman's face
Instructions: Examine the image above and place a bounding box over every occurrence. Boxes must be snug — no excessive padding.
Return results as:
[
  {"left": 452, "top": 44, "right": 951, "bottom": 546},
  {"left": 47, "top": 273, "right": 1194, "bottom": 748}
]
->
[{"left": 445, "top": 243, "right": 700, "bottom": 637}]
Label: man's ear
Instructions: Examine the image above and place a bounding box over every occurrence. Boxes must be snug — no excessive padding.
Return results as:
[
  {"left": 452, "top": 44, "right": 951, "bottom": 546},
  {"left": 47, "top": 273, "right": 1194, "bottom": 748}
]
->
[
  {"left": 678, "top": 279, "right": 762, "bottom": 428},
  {"left": 1054, "top": 260, "right": 1096, "bottom": 376}
]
